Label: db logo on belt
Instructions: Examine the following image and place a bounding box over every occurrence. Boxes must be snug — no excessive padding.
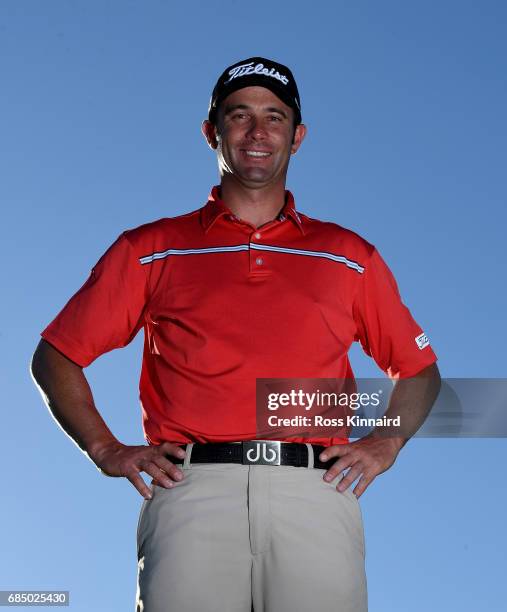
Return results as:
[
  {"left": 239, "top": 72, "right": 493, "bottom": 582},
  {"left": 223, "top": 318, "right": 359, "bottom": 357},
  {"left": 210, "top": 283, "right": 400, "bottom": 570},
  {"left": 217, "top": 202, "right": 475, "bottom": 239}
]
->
[{"left": 242, "top": 441, "right": 281, "bottom": 465}]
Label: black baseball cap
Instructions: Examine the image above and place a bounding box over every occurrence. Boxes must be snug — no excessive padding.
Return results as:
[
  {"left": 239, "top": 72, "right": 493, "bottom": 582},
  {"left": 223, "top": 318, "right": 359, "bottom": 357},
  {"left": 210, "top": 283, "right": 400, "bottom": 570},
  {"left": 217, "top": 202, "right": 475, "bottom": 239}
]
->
[{"left": 208, "top": 57, "right": 302, "bottom": 125}]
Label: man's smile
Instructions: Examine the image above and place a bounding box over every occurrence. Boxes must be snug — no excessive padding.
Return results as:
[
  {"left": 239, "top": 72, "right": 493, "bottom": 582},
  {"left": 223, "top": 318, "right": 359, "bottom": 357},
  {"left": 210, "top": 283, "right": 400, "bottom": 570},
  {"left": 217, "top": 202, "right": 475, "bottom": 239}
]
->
[{"left": 241, "top": 149, "right": 272, "bottom": 158}]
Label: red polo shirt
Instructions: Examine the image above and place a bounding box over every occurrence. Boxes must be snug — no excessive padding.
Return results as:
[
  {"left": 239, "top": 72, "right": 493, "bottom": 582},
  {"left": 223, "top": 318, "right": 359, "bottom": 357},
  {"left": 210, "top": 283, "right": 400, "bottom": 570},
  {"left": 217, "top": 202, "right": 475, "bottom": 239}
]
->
[{"left": 41, "top": 187, "right": 437, "bottom": 446}]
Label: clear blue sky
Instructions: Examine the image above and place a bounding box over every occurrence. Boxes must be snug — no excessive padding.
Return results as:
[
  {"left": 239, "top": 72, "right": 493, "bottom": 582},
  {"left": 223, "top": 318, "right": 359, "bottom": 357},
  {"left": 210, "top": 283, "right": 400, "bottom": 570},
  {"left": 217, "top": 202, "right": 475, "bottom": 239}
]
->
[{"left": 1, "top": 1, "right": 506, "bottom": 610}]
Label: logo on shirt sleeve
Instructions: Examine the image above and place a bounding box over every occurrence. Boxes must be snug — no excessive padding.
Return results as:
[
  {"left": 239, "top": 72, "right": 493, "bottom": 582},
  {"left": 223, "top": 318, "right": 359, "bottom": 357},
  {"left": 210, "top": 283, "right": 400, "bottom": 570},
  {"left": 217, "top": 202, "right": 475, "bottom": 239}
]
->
[{"left": 415, "top": 332, "right": 430, "bottom": 350}]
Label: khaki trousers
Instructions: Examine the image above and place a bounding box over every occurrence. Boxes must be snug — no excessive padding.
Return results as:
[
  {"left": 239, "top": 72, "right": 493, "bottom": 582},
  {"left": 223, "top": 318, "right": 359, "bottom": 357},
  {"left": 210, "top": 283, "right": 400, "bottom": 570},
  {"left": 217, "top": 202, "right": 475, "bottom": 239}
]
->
[{"left": 136, "top": 447, "right": 367, "bottom": 611}]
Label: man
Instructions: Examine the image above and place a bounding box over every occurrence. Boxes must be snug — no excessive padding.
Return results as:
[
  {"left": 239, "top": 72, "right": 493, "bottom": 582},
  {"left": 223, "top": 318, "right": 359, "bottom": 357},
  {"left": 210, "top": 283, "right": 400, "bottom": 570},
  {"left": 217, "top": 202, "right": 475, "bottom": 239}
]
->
[{"left": 31, "top": 57, "right": 441, "bottom": 611}]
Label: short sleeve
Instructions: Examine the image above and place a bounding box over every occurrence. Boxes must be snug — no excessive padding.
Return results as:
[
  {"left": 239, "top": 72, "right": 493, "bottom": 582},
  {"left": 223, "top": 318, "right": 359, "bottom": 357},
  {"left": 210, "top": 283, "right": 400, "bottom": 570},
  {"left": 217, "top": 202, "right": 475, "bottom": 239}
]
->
[
  {"left": 353, "top": 247, "right": 437, "bottom": 379},
  {"left": 41, "top": 232, "right": 148, "bottom": 367}
]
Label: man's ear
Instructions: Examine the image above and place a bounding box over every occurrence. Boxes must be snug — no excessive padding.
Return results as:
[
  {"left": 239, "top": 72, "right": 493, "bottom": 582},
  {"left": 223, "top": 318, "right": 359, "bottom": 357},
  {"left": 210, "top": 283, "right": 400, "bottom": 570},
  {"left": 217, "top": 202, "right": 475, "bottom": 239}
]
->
[
  {"left": 291, "top": 123, "right": 307, "bottom": 154},
  {"left": 202, "top": 120, "right": 218, "bottom": 150}
]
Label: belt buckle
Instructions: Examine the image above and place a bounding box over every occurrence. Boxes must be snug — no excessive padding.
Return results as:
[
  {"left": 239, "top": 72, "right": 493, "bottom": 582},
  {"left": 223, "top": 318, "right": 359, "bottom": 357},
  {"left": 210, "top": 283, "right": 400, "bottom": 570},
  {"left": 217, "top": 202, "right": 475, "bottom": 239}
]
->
[{"left": 242, "top": 441, "right": 281, "bottom": 465}]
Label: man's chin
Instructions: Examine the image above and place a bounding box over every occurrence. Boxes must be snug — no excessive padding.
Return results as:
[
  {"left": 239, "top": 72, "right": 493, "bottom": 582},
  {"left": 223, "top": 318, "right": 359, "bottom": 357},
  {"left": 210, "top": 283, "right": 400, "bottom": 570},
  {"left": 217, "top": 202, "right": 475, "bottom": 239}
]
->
[{"left": 238, "top": 169, "right": 276, "bottom": 185}]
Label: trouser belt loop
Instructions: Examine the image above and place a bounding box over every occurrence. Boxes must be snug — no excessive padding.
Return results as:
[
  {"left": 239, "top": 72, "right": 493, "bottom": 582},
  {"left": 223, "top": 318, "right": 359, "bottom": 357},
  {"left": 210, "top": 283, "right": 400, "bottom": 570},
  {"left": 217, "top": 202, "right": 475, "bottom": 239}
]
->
[
  {"left": 183, "top": 443, "right": 194, "bottom": 469},
  {"left": 306, "top": 443, "right": 314, "bottom": 469}
]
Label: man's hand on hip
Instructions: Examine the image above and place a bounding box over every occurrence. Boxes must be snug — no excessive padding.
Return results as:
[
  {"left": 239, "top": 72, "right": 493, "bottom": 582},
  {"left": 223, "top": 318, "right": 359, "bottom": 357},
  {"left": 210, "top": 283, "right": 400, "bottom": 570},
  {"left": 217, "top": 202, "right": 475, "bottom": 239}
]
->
[
  {"left": 319, "top": 435, "right": 404, "bottom": 499},
  {"left": 31, "top": 341, "right": 186, "bottom": 500},
  {"left": 320, "top": 364, "right": 441, "bottom": 499},
  {"left": 90, "top": 441, "right": 186, "bottom": 499}
]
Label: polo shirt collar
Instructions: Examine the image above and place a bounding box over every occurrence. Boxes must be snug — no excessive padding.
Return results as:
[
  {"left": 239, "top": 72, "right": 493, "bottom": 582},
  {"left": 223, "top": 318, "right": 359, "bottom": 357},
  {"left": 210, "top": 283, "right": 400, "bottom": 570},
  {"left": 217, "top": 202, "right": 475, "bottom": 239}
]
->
[{"left": 201, "top": 186, "right": 305, "bottom": 235}]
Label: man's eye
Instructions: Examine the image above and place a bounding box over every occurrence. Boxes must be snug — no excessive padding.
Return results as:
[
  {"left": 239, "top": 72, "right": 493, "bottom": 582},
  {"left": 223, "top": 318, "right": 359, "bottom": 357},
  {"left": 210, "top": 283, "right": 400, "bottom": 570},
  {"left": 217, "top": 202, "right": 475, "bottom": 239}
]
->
[
  {"left": 268, "top": 115, "right": 282, "bottom": 122},
  {"left": 233, "top": 113, "right": 247, "bottom": 120}
]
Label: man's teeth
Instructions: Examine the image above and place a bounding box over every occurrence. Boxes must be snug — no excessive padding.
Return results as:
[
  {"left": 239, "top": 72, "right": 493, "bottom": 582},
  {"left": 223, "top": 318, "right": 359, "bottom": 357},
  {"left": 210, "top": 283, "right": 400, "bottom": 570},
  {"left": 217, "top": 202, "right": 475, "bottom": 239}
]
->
[{"left": 244, "top": 151, "right": 271, "bottom": 157}]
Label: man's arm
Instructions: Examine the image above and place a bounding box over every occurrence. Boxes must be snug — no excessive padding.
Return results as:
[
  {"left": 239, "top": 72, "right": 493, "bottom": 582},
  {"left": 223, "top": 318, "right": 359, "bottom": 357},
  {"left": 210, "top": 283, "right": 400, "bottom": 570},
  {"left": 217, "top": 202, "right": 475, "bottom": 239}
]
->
[
  {"left": 30, "top": 339, "right": 185, "bottom": 499},
  {"left": 319, "top": 362, "right": 441, "bottom": 498}
]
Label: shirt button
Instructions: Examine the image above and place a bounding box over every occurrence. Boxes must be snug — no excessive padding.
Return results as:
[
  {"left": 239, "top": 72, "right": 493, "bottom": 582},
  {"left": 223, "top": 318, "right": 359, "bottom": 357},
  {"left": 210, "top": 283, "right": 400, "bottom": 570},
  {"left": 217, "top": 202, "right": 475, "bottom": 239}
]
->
[
  {"left": 255, "top": 257, "right": 263, "bottom": 266},
  {"left": 254, "top": 232, "right": 261, "bottom": 239}
]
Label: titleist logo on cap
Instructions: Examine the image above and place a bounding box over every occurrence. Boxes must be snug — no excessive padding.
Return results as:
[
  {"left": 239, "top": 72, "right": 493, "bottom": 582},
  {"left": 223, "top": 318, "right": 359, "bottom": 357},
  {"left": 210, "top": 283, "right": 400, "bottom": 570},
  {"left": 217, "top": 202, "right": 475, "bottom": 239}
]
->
[{"left": 225, "top": 62, "right": 289, "bottom": 86}]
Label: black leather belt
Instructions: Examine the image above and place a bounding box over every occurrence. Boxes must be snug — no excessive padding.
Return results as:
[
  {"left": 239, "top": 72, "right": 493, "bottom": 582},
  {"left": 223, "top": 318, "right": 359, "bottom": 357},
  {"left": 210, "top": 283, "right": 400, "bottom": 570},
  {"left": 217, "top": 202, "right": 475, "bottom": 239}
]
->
[{"left": 173, "top": 441, "right": 335, "bottom": 470}]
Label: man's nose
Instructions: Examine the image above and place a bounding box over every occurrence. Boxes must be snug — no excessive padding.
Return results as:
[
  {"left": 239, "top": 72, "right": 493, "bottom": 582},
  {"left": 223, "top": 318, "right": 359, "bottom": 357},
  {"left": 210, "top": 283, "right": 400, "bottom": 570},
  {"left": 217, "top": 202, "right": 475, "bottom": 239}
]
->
[{"left": 245, "top": 118, "right": 267, "bottom": 140}]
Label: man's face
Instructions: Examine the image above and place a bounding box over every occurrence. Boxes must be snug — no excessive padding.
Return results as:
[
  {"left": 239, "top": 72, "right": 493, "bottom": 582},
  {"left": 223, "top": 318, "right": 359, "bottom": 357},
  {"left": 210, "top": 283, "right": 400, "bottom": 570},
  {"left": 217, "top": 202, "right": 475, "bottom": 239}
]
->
[{"left": 203, "top": 86, "right": 306, "bottom": 188}]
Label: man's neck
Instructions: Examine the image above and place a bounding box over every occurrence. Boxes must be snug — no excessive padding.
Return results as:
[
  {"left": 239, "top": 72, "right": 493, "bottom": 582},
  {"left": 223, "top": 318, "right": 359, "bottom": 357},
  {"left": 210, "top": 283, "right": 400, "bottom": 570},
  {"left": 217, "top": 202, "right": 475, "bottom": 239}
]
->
[{"left": 219, "top": 177, "right": 287, "bottom": 228}]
